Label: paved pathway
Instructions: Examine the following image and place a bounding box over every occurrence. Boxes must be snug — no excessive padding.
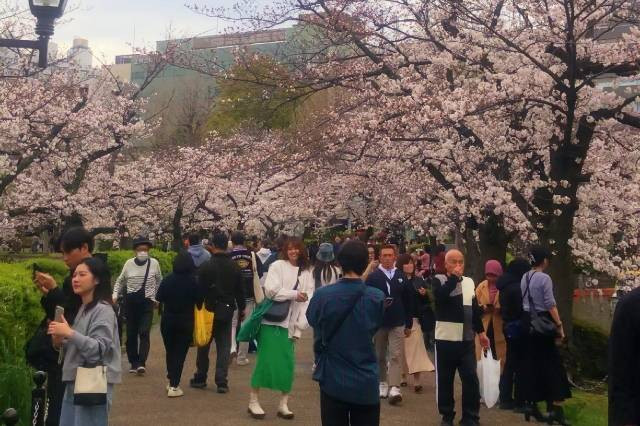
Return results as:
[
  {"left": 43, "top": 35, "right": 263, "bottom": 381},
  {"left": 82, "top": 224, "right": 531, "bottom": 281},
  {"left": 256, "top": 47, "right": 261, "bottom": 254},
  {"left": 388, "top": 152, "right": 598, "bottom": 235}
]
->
[{"left": 111, "top": 327, "right": 528, "bottom": 425}]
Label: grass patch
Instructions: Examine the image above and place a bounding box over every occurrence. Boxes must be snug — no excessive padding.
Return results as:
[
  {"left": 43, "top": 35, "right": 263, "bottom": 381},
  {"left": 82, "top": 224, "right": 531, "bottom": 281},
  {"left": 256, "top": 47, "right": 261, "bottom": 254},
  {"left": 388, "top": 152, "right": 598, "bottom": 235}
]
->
[{"left": 564, "top": 390, "right": 608, "bottom": 426}]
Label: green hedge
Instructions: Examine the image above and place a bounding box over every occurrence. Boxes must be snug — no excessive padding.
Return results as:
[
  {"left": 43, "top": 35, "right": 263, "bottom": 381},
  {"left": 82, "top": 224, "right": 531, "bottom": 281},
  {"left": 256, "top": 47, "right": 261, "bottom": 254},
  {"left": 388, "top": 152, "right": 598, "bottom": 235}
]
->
[
  {"left": 568, "top": 320, "right": 609, "bottom": 380},
  {"left": 564, "top": 390, "right": 608, "bottom": 426},
  {"left": 0, "top": 251, "right": 175, "bottom": 424},
  {"left": 0, "top": 259, "right": 65, "bottom": 425}
]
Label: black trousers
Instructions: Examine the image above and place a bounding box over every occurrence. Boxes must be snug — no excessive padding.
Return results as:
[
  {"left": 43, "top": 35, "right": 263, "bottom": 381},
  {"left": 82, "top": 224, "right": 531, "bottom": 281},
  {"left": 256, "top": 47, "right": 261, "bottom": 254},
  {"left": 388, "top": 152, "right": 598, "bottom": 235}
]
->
[
  {"left": 320, "top": 391, "right": 380, "bottom": 426},
  {"left": 45, "top": 364, "right": 63, "bottom": 426},
  {"left": 125, "top": 297, "right": 154, "bottom": 368},
  {"left": 161, "top": 318, "right": 193, "bottom": 387},
  {"left": 194, "top": 318, "right": 232, "bottom": 387},
  {"left": 499, "top": 335, "right": 524, "bottom": 405},
  {"left": 435, "top": 340, "right": 480, "bottom": 424}
]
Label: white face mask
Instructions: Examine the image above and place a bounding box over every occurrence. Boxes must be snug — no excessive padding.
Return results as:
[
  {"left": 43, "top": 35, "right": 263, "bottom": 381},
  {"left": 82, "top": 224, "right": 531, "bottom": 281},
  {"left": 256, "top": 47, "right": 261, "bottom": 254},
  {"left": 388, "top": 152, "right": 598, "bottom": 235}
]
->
[{"left": 136, "top": 251, "right": 149, "bottom": 262}]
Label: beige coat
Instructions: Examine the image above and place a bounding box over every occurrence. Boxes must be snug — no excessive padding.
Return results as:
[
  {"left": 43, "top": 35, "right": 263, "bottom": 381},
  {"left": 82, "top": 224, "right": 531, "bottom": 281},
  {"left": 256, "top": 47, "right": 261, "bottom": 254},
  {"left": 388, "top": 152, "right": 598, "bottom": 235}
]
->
[{"left": 475, "top": 280, "right": 506, "bottom": 370}]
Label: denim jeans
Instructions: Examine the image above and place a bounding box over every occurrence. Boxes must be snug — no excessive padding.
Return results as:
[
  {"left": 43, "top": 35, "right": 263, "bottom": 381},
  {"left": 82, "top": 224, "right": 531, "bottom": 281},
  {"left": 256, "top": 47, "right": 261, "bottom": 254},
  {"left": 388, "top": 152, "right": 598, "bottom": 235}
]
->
[{"left": 59, "top": 382, "right": 114, "bottom": 426}]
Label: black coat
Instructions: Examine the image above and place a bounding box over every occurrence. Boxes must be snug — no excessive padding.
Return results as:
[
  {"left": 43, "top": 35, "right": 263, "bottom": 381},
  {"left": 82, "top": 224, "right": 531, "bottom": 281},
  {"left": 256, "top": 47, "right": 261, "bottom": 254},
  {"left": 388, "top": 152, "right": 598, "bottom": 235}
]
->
[
  {"left": 609, "top": 287, "right": 640, "bottom": 426},
  {"left": 156, "top": 251, "right": 205, "bottom": 326},
  {"left": 497, "top": 259, "right": 530, "bottom": 323},
  {"left": 407, "top": 276, "right": 435, "bottom": 333},
  {"left": 198, "top": 252, "right": 246, "bottom": 314}
]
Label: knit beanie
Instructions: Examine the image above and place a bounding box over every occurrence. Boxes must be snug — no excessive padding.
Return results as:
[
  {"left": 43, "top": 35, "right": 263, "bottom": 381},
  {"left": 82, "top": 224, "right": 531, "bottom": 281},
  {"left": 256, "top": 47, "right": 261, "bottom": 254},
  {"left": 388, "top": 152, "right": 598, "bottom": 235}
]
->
[{"left": 485, "top": 259, "right": 503, "bottom": 276}]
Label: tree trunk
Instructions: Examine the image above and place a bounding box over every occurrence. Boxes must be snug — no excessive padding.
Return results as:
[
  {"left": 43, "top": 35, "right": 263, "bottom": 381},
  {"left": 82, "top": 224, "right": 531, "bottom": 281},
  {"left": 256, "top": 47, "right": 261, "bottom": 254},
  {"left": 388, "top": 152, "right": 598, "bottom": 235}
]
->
[
  {"left": 478, "top": 215, "right": 509, "bottom": 267},
  {"left": 171, "top": 202, "right": 184, "bottom": 251},
  {"left": 462, "top": 223, "right": 483, "bottom": 283}
]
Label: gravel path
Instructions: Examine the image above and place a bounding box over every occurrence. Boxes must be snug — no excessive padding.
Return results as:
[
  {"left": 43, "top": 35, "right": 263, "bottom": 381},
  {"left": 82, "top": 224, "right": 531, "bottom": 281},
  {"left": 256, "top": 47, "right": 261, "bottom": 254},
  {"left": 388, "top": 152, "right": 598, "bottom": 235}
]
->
[{"left": 110, "top": 326, "right": 529, "bottom": 425}]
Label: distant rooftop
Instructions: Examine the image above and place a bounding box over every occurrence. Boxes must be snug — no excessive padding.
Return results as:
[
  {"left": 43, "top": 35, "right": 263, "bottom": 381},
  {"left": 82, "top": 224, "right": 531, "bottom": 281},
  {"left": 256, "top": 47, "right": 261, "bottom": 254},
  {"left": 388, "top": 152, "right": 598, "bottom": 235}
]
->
[{"left": 162, "top": 28, "right": 289, "bottom": 51}]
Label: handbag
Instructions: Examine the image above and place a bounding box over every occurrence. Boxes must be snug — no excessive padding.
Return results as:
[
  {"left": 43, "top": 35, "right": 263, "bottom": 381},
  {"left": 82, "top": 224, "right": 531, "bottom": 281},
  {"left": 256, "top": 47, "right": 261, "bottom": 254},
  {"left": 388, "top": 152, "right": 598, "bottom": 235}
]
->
[
  {"left": 193, "top": 305, "right": 215, "bottom": 347},
  {"left": 74, "top": 341, "right": 107, "bottom": 406},
  {"left": 263, "top": 267, "right": 302, "bottom": 323},
  {"left": 523, "top": 272, "right": 558, "bottom": 338}
]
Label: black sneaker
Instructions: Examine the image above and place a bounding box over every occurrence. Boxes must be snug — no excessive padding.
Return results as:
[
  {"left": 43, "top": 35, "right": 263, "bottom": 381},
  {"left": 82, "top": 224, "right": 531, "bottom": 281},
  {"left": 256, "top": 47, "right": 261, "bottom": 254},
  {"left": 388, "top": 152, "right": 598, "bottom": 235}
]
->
[
  {"left": 217, "top": 386, "right": 229, "bottom": 394},
  {"left": 189, "top": 378, "right": 207, "bottom": 389}
]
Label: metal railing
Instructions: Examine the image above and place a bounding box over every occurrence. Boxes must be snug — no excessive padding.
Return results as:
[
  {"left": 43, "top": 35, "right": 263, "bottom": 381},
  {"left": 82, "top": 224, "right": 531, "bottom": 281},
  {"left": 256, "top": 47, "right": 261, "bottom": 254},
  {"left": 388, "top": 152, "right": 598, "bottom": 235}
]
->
[{"left": 2, "top": 371, "right": 47, "bottom": 426}]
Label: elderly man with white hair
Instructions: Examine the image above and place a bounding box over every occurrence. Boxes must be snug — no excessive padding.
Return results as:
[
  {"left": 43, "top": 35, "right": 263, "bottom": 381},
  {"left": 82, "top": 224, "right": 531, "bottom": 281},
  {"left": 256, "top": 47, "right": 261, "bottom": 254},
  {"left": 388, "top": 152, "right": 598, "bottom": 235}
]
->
[{"left": 433, "top": 249, "right": 490, "bottom": 426}]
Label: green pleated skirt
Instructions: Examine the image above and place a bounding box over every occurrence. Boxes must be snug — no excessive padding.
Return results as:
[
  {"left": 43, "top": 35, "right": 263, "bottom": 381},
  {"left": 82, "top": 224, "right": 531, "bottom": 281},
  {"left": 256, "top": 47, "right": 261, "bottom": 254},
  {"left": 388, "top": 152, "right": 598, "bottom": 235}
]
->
[{"left": 250, "top": 325, "right": 295, "bottom": 392}]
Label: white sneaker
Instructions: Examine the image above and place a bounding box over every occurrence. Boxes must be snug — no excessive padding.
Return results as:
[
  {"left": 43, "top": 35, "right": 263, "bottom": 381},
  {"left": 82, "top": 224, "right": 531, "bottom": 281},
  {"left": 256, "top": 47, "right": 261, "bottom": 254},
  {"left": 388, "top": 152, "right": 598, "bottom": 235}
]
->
[
  {"left": 237, "top": 358, "right": 250, "bottom": 366},
  {"left": 379, "top": 382, "right": 389, "bottom": 399},
  {"left": 167, "top": 387, "right": 184, "bottom": 398},
  {"left": 388, "top": 386, "right": 403, "bottom": 405}
]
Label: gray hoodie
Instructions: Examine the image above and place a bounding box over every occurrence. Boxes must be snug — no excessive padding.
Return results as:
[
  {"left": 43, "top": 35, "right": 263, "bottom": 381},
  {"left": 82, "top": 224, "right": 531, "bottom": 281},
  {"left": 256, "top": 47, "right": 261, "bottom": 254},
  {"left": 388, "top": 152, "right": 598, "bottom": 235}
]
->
[
  {"left": 188, "top": 244, "right": 212, "bottom": 268},
  {"left": 62, "top": 302, "right": 122, "bottom": 384}
]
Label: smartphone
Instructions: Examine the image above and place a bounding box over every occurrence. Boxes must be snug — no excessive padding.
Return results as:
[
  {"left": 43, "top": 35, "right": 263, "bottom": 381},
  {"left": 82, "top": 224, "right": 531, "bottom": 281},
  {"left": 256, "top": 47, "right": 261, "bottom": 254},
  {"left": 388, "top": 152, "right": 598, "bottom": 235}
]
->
[{"left": 54, "top": 305, "right": 65, "bottom": 323}]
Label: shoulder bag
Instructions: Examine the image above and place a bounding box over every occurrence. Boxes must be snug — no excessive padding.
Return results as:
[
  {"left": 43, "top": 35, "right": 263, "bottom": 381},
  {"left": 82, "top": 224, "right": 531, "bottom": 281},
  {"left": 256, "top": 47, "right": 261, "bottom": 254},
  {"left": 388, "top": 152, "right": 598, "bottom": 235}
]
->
[
  {"left": 74, "top": 308, "right": 109, "bottom": 406},
  {"left": 263, "top": 267, "right": 302, "bottom": 323},
  {"left": 523, "top": 272, "right": 558, "bottom": 338}
]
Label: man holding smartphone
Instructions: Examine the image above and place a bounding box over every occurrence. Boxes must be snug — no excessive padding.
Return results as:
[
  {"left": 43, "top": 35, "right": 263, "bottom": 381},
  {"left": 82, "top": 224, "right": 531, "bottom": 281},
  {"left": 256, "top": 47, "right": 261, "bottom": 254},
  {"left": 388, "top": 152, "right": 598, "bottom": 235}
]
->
[
  {"left": 433, "top": 249, "right": 490, "bottom": 426},
  {"left": 33, "top": 227, "right": 93, "bottom": 426},
  {"left": 365, "top": 244, "right": 413, "bottom": 405}
]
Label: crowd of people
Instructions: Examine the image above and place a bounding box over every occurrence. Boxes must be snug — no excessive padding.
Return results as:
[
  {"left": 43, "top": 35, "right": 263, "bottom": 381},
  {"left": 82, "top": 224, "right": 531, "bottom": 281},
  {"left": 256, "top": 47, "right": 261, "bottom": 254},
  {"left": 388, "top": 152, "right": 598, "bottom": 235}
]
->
[{"left": 26, "top": 227, "right": 640, "bottom": 426}]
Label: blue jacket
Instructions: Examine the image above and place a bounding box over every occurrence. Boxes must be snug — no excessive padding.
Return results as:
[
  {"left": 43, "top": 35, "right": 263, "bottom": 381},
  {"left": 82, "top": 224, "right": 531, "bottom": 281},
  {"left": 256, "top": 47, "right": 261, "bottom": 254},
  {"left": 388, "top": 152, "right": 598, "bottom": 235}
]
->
[
  {"left": 365, "top": 268, "right": 413, "bottom": 329},
  {"left": 307, "top": 278, "right": 384, "bottom": 405}
]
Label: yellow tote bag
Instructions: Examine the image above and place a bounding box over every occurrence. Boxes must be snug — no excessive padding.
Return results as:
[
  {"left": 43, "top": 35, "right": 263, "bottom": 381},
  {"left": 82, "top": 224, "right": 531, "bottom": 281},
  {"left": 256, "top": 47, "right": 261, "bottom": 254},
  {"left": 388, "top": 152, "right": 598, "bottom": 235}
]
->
[{"left": 193, "top": 305, "right": 214, "bottom": 347}]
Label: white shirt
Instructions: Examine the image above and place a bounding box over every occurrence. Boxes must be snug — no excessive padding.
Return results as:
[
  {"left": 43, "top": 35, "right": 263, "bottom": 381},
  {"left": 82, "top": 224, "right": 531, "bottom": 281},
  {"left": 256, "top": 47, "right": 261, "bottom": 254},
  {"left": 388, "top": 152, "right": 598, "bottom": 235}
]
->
[
  {"left": 378, "top": 265, "right": 397, "bottom": 280},
  {"left": 262, "top": 260, "right": 315, "bottom": 338}
]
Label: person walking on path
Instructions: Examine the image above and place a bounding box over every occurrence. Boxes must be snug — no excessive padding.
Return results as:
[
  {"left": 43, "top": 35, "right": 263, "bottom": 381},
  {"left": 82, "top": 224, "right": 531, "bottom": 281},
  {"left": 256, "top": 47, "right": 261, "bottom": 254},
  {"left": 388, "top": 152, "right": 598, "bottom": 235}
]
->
[
  {"left": 433, "top": 249, "right": 489, "bottom": 426},
  {"left": 112, "top": 235, "right": 162, "bottom": 375},
  {"left": 187, "top": 233, "right": 211, "bottom": 268},
  {"left": 307, "top": 240, "right": 385, "bottom": 426},
  {"left": 475, "top": 260, "right": 506, "bottom": 365},
  {"left": 496, "top": 258, "right": 530, "bottom": 411},
  {"left": 313, "top": 243, "right": 342, "bottom": 288},
  {"left": 365, "top": 244, "right": 413, "bottom": 405},
  {"left": 520, "top": 246, "right": 571, "bottom": 424},
  {"left": 395, "top": 254, "right": 435, "bottom": 394},
  {"left": 33, "top": 227, "right": 93, "bottom": 426},
  {"left": 156, "top": 251, "right": 205, "bottom": 397},
  {"left": 608, "top": 285, "right": 640, "bottom": 426},
  {"left": 190, "top": 233, "right": 246, "bottom": 392},
  {"left": 247, "top": 237, "right": 314, "bottom": 420},
  {"left": 230, "top": 231, "right": 263, "bottom": 365},
  {"left": 48, "top": 257, "right": 121, "bottom": 426}
]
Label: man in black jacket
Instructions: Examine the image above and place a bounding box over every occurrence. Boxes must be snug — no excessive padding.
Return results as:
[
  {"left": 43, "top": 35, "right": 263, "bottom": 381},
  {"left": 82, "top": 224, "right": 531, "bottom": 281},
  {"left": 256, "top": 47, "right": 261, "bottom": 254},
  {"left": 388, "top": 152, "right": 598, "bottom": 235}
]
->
[
  {"left": 365, "top": 244, "right": 413, "bottom": 405},
  {"left": 190, "top": 232, "right": 245, "bottom": 393},
  {"left": 608, "top": 285, "right": 640, "bottom": 426},
  {"left": 33, "top": 227, "right": 92, "bottom": 426},
  {"left": 433, "top": 249, "right": 489, "bottom": 426}
]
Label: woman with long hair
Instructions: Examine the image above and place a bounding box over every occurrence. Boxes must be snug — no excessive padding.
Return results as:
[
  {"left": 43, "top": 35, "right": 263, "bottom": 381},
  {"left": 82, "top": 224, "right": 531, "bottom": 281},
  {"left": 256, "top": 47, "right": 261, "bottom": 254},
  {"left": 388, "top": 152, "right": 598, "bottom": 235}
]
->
[
  {"left": 248, "top": 237, "right": 315, "bottom": 420},
  {"left": 313, "top": 243, "right": 342, "bottom": 288},
  {"left": 48, "top": 258, "right": 121, "bottom": 426},
  {"left": 520, "top": 246, "right": 571, "bottom": 424},
  {"left": 396, "top": 254, "right": 435, "bottom": 393}
]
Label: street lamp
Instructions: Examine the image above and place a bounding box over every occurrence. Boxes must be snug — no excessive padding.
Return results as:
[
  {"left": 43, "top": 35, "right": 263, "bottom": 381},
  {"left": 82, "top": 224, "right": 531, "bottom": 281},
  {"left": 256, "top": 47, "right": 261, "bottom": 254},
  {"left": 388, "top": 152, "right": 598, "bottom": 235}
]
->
[{"left": 0, "top": 0, "right": 68, "bottom": 68}]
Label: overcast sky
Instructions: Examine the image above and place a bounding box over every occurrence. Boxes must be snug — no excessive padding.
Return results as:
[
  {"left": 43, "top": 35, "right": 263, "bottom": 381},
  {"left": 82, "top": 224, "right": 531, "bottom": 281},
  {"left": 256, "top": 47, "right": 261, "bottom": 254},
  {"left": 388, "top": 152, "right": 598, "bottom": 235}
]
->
[{"left": 52, "top": 0, "right": 240, "bottom": 64}]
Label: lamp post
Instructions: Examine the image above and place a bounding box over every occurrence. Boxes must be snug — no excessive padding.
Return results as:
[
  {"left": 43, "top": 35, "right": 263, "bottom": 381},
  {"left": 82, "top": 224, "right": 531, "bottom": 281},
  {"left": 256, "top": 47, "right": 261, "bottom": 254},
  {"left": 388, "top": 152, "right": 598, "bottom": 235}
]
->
[{"left": 0, "top": 0, "right": 68, "bottom": 68}]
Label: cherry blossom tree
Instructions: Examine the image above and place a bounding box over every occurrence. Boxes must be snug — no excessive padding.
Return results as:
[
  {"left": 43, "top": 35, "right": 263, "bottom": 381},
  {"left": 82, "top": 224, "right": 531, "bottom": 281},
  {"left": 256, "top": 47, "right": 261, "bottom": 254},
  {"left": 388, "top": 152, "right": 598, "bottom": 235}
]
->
[{"left": 192, "top": 0, "right": 640, "bottom": 337}]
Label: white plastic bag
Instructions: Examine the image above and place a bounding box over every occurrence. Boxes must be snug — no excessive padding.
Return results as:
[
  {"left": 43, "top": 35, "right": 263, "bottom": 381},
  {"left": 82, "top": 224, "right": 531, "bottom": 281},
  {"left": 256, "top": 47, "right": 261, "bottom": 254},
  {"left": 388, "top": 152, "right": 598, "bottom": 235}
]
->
[{"left": 477, "top": 348, "right": 500, "bottom": 408}]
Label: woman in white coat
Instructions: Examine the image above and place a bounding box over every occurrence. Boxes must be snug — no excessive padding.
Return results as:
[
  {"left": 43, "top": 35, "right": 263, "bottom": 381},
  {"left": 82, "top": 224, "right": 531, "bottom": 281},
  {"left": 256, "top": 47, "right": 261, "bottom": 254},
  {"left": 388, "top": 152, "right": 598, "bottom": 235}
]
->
[{"left": 248, "top": 237, "right": 314, "bottom": 420}]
